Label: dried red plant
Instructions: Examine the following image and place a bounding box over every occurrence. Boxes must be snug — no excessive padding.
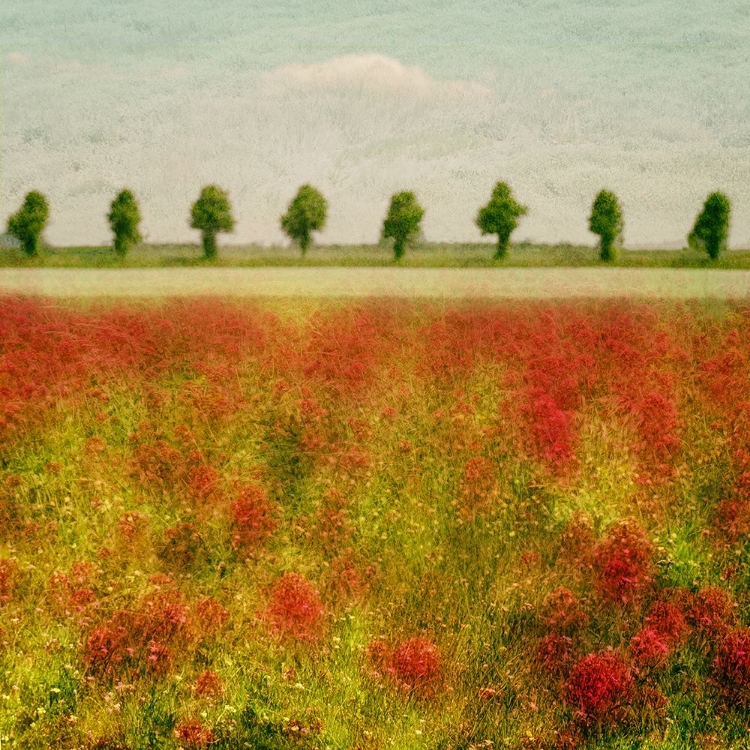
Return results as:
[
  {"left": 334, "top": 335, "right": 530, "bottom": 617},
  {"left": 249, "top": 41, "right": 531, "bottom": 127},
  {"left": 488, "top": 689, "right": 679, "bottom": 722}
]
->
[
  {"left": 159, "top": 522, "right": 206, "bottom": 568},
  {"left": 195, "top": 598, "right": 229, "bottom": 635},
  {"left": 0, "top": 559, "right": 18, "bottom": 603},
  {"left": 559, "top": 511, "right": 596, "bottom": 568}
]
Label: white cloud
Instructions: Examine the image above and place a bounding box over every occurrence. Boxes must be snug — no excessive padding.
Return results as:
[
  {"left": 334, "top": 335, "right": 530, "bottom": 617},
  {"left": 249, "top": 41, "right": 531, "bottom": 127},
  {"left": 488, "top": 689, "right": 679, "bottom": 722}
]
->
[{"left": 263, "top": 54, "right": 492, "bottom": 99}]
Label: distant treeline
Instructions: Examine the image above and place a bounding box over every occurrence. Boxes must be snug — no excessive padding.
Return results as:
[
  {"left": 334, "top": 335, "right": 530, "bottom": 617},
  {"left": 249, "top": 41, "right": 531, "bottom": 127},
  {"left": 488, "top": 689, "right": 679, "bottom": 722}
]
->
[{"left": 4, "top": 184, "right": 733, "bottom": 262}]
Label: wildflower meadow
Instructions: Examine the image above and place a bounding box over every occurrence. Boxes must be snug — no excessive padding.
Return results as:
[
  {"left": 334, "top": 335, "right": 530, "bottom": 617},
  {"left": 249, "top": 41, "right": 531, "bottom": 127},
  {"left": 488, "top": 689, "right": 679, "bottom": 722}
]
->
[{"left": 2, "top": 295, "right": 750, "bottom": 748}]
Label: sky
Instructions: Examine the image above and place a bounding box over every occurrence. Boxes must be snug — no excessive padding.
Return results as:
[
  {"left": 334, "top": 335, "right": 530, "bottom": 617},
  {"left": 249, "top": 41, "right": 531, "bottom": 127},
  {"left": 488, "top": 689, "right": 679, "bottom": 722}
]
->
[{"left": 1, "top": 0, "right": 749, "bottom": 248}]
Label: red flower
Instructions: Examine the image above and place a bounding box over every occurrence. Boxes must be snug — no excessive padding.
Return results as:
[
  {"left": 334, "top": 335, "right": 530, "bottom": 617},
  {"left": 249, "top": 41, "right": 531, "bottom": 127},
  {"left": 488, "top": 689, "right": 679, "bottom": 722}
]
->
[
  {"left": 593, "top": 520, "right": 654, "bottom": 605},
  {"left": 390, "top": 637, "right": 441, "bottom": 690},
  {"left": 630, "top": 628, "right": 670, "bottom": 668},
  {"left": 689, "top": 587, "right": 736, "bottom": 635},
  {"left": 265, "top": 573, "right": 324, "bottom": 641},
  {"left": 536, "top": 634, "right": 574, "bottom": 677},
  {"left": 174, "top": 718, "right": 216, "bottom": 746},
  {"left": 542, "top": 588, "right": 589, "bottom": 632},
  {"left": 644, "top": 601, "right": 688, "bottom": 645},
  {"left": 714, "top": 628, "right": 750, "bottom": 705},
  {"left": 146, "top": 641, "right": 173, "bottom": 675},
  {"left": 566, "top": 651, "right": 633, "bottom": 721},
  {"left": 194, "top": 670, "right": 224, "bottom": 698},
  {"left": 230, "top": 484, "right": 278, "bottom": 550}
]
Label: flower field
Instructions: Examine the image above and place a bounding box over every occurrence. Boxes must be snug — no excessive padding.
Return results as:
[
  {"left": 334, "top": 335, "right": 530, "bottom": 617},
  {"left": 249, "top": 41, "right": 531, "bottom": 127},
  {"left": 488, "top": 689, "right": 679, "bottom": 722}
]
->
[{"left": 2, "top": 295, "right": 750, "bottom": 748}]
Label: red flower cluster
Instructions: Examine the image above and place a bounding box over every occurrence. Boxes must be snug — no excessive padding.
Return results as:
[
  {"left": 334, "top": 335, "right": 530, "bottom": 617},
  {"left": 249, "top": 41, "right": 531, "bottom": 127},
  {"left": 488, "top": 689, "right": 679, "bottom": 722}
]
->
[
  {"left": 536, "top": 634, "right": 575, "bottom": 677},
  {"left": 229, "top": 484, "right": 278, "bottom": 551},
  {"left": 566, "top": 651, "right": 633, "bottom": 721},
  {"left": 629, "top": 600, "right": 689, "bottom": 669},
  {"left": 593, "top": 520, "right": 654, "bottom": 605},
  {"left": 194, "top": 670, "right": 224, "bottom": 698},
  {"left": 714, "top": 498, "right": 750, "bottom": 542},
  {"left": 714, "top": 628, "right": 750, "bottom": 705},
  {"left": 689, "top": 587, "right": 736, "bottom": 635},
  {"left": 644, "top": 601, "right": 688, "bottom": 645},
  {"left": 174, "top": 719, "right": 216, "bottom": 747},
  {"left": 265, "top": 573, "right": 325, "bottom": 641},
  {"left": 391, "top": 637, "right": 442, "bottom": 690},
  {"left": 629, "top": 628, "right": 670, "bottom": 669},
  {"left": 541, "top": 588, "right": 589, "bottom": 633},
  {"left": 367, "top": 636, "right": 442, "bottom": 692},
  {"left": 83, "top": 591, "right": 193, "bottom": 678},
  {"left": 525, "top": 391, "right": 575, "bottom": 467},
  {"left": 188, "top": 464, "right": 221, "bottom": 501}
]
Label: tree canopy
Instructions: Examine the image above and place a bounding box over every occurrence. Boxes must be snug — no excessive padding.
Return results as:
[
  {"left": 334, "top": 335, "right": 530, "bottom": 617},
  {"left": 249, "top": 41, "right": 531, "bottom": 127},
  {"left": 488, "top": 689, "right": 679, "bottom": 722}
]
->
[
  {"left": 108, "top": 189, "right": 142, "bottom": 257},
  {"left": 7, "top": 191, "right": 50, "bottom": 256},
  {"left": 280, "top": 185, "right": 328, "bottom": 255},
  {"left": 475, "top": 182, "right": 528, "bottom": 259},
  {"left": 589, "top": 190, "right": 624, "bottom": 262},
  {"left": 382, "top": 191, "right": 425, "bottom": 260},
  {"left": 689, "top": 192, "right": 731, "bottom": 260},
  {"left": 190, "top": 185, "right": 235, "bottom": 258}
]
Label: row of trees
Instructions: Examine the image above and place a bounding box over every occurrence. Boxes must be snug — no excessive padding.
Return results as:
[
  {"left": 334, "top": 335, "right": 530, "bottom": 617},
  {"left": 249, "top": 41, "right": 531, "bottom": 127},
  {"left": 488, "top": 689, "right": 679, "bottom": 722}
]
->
[{"left": 5, "top": 185, "right": 733, "bottom": 261}]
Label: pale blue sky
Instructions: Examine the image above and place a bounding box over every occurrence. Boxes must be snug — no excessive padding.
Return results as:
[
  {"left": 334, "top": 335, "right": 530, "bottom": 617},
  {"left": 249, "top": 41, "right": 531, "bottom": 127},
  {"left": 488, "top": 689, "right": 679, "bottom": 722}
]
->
[{"left": 1, "top": 0, "right": 748, "bottom": 247}]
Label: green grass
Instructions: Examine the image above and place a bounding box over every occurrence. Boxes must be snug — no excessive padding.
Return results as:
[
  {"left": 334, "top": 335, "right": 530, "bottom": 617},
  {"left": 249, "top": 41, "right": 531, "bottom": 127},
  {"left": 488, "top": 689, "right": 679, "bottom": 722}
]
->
[{"left": 3, "top": 242, "right": 750, "bottom": 268}]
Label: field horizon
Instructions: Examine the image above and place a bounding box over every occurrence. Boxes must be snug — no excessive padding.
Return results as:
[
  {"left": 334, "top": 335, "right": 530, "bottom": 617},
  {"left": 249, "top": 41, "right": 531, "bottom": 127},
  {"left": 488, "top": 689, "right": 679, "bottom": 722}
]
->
[{"left": 3, "top": 241, "right": 750, "bottom": 270}]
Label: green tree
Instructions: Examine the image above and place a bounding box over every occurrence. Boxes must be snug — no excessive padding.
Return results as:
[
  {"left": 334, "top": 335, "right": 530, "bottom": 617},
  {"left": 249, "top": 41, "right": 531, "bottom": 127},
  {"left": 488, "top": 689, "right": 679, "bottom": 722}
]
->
[
  {"left": 7, "top": 191, "right": 50, "bottom": 257},
  {"left": 280, "top": 185, "right": 328, "bottom": 255},
  {"left": 475, "top": 182, "right": 528, "bottom": 260},
  {"left": 688, "top": 192, "right": 731, "bottom": 260},
  {"left": 190, "top": 185, "right": 235, "bottom": 259},
  {"left": 108, "top": 189, "right": 142, "bottom": 257},
  {"left": 382, "top": 191, "right": 425, "bottom": 260},
  {"left": 589, "top": 190, "right": 624, "bottom": 262}
]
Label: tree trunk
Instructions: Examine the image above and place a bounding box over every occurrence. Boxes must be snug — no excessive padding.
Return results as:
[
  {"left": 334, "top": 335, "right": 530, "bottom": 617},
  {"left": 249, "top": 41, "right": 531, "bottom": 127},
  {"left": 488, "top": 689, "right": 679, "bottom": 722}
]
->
[
  {"left": 300, "top": 232, "right": 310, "bottom": 257},
  {"left": 203, "top": 232, "right": 217, "bottom": 259},
  {"left": 494, "top": 235, "right": 508, "bottom": 260},
  {"left": 23, "top": 236, "right": 38, "bottom": 257},
  {"left": 394, "top": 237, "right": 405, "bottom": 260}
]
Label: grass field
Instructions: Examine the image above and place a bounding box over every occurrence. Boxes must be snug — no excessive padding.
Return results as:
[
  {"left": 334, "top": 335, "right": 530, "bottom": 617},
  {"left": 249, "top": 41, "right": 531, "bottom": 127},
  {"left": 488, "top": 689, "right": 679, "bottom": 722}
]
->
[
  {"left": 6, "top": 267, "right": 750, "bottom": 300},
  {"left": 3, "top": 242, "right": 750, "bottom": 269},
  {"left": 3, "top": 296, "right": 750, "bottom": 748}
]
